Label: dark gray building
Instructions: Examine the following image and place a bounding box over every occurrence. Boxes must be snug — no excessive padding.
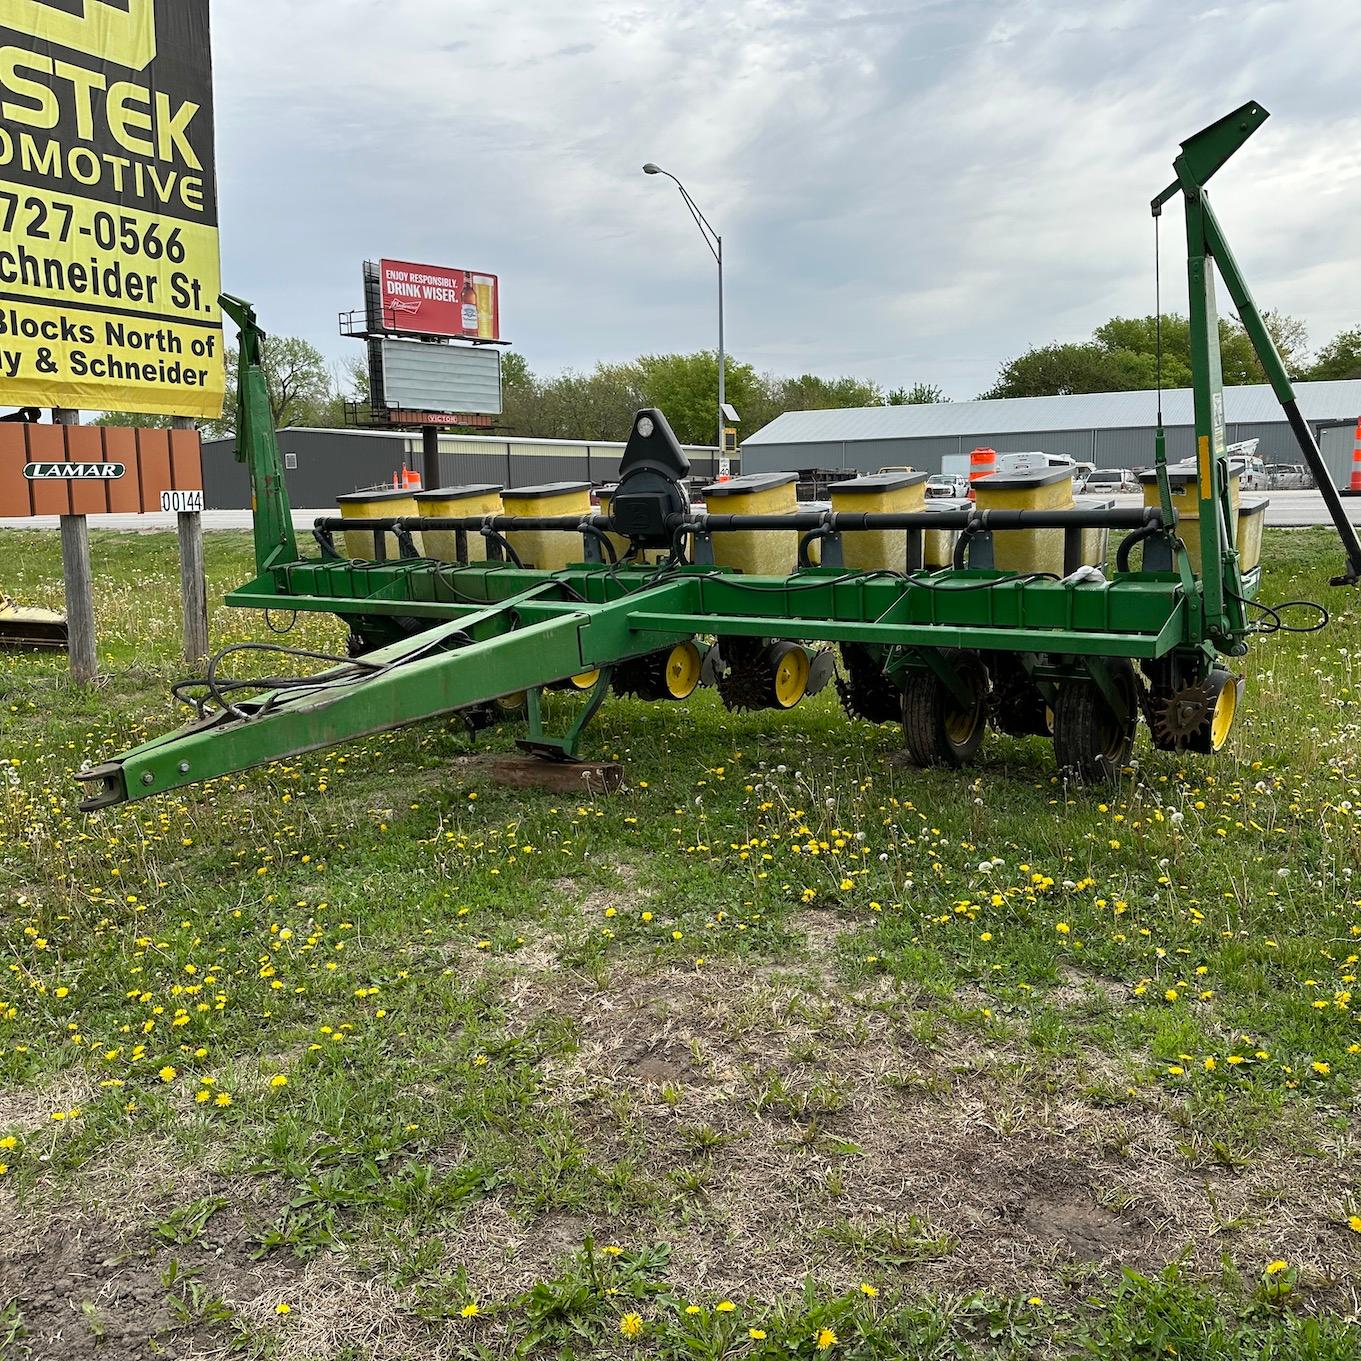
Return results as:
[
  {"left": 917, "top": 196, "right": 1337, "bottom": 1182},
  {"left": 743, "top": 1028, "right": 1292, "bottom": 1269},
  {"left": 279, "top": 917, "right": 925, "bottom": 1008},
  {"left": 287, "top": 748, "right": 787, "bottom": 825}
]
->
[
  {"left": 203, "top": 427, "right": 727, "bottom": 510},
  {"left": 741, "top": 380, "right": 1361, "bottom": 482}
]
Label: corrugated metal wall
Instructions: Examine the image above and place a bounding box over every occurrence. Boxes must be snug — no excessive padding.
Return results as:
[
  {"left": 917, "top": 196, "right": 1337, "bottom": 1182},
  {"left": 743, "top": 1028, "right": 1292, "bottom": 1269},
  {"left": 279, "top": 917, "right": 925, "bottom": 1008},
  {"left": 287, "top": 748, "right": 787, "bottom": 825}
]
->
[
  {"left": 204, "top": 430, "right": 411, "bottom": 509},
  {"left": 742, "top": 419, "right": 1332, "bottom": 477},
  {"left": 203, "top": 431, "right": 735, "bottom": 509},
  {"left": 1321, "top": 425, "right": 1357, "bottom": 489}
]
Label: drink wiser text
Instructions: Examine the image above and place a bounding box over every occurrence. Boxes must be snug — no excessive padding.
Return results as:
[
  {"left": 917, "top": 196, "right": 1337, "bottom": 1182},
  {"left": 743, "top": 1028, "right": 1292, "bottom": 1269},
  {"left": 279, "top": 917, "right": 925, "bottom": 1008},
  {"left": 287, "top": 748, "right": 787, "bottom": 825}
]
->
[{"left": 0, "top": 48, "right": 206, "bottom": 210}]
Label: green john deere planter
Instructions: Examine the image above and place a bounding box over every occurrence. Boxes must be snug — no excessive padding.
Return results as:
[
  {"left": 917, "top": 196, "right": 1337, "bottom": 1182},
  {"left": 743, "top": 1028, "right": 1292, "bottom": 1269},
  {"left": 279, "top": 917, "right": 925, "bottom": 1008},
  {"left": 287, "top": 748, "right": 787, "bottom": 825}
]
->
[{"left": 77, "top": 102, "right": 1361, "bottom": 810}]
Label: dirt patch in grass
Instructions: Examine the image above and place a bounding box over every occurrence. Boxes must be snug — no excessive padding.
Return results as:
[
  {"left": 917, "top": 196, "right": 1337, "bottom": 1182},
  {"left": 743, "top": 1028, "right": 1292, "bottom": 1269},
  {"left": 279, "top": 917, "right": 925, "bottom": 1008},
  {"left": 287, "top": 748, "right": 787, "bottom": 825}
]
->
[
  {"left": 0, "top": 1210, "right": 175, "bottom": 1361},
  {"left": 460, "top": 956, "right": 1361, "bottom": 1308}
]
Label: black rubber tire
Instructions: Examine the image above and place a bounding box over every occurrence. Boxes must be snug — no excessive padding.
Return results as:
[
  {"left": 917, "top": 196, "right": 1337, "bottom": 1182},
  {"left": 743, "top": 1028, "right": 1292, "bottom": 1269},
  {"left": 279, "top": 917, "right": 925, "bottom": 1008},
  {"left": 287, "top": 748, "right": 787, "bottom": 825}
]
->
[
  {"left": 901, "top": 655, "right": 988, "bottom": 766},
  {"left": 1052, "top": 662, "right": 1137, "bottom": 782}
]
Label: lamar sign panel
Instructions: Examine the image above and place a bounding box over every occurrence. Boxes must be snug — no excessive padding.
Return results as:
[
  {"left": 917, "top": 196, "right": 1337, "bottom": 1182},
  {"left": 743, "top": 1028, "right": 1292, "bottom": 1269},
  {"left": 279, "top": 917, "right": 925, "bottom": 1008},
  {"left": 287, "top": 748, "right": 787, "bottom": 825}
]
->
[
  {"left": 367, "top": 259, "right": 501, "bottom": 341},
  {"left": 0, "top": 420, "right": 201, "bottom": 515},
  {"left": 0, "top": 0, "right": 224, "bottom": 417}
]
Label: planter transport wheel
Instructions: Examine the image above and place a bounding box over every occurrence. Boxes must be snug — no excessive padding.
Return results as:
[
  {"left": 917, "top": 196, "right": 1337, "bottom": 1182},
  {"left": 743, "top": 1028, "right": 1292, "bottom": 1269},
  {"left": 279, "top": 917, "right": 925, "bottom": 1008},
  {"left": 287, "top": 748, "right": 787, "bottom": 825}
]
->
[
  {"left": 901, "top": 653, "right": 989, "bottom": 766},
  {"left": 1052, "top": 662, "right": 1137, "bottom": 781}
]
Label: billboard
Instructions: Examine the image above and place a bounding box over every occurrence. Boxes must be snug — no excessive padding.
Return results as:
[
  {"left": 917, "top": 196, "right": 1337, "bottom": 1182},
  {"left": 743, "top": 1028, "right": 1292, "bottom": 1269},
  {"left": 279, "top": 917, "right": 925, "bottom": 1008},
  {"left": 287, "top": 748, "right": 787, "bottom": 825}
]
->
[
  {"left": 369, "top": 337, "right": 502, "bottom": 417},
  {"left": 0, "top": 0, "right": 224, "bottom": 418},
  {"left": 0, "top": 421, "right": 203, "bottom": 516},
  {"left": 367, "top": 259, "right": 500, "bottom": 341}
]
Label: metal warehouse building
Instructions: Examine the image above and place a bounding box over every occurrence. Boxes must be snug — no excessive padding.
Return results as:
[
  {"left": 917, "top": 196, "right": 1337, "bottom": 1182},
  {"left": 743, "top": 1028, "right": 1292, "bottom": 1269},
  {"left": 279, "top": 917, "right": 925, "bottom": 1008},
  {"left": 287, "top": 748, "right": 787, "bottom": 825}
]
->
[
  {"left": 741, "top": 381, "right": 1361, "bottom": 483},
  {"left": 202, "top": 427, "right": 726, "bottom": 510}
]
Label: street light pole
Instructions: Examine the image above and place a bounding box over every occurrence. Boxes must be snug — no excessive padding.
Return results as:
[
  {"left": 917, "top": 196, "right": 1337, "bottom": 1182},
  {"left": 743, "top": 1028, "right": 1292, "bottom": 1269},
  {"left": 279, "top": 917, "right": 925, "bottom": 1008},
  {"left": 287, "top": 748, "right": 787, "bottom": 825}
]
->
[{"left": 643, "top": 163, "right": 726, "bottom": 462}]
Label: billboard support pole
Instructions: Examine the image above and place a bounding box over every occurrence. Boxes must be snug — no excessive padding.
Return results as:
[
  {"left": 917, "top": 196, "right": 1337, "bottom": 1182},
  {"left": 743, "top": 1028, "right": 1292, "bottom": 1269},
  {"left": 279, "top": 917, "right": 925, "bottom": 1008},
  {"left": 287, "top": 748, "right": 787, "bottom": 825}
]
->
[
  {"left": 173, "top": 416, "right": 209, "bottom": 664},
  {"left": 422, "top": 426, "right": 441, "bottom": 491}
]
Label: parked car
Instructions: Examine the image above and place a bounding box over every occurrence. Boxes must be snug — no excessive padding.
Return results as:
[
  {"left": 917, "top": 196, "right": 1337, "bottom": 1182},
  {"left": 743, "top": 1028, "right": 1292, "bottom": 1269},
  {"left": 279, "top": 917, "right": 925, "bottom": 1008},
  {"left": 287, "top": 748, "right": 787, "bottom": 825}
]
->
[
  {"left": 1267, "top": 463, "right": 1309, "bottom": 490},
  {"left": 926, "top": 473, "right": 969, "bottom": 499},
  {"left": 1083, "top": 468, "right": 1137, "bottom": 494}
]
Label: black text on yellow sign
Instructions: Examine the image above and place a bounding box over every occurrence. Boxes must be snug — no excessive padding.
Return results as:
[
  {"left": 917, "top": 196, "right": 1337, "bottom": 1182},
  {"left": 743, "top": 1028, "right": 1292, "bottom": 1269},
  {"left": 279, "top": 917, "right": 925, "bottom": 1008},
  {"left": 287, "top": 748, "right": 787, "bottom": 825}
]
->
[{"left": 0, "top": 0, "right": 223, "bottom": 418}]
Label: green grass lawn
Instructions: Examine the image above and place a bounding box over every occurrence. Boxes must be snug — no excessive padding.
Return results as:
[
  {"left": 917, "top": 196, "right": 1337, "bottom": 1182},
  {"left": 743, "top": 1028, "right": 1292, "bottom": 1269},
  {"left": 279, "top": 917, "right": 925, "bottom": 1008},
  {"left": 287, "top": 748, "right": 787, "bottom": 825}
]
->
[{"left": 1, "top": 528, "right": 1359, "bottom": 1360}]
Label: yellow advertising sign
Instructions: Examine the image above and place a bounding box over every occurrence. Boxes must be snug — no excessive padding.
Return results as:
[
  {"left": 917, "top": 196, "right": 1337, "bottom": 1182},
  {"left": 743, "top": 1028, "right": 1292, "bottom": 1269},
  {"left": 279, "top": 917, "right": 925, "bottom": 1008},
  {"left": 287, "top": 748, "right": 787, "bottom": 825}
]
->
[{"left": 0, "top": 0, "right": 223, "bottom": 418}]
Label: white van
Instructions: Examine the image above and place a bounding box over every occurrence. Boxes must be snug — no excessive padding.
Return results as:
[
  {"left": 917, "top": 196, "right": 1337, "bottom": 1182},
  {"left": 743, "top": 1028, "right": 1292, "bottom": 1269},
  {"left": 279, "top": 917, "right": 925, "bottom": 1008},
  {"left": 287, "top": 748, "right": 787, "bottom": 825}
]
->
[{"left": 994, "top": 451, "right": 1077, "bottom": 476}]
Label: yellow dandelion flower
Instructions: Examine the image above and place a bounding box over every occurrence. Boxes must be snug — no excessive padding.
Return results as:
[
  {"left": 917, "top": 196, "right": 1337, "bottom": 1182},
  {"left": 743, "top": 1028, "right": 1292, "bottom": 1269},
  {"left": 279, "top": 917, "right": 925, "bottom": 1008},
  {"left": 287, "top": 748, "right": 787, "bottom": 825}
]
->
[
  {"left": 816, "top": 1326, "right": 838, "bottom": 1350},
  {"left": 270, "top": 1074, "right": 288, "bottom": 1088},
  {"left": 460, "top": 1303, "right": 479, "bottom": 1319},
  {"left": 1055, "top": 922, "right": 1070, "bottom": 935},
  {"left": 716, "top": 1300, "right": 735, "bottom": 1312},
  {"left": 158, "top": 1065, "right": 177, "bottom": 1082},
  {"left": 619, "top": 1312, "right": 643, "bottom": 1338},
  {"left": 859, "top": 1282, "right": 878, "bottom": 1297},
  {"left": 749, "top": 1327, "right": 767, "bottom": 1340},
  {"left": 1347, "top": 1216, "right": 1361, "bottom": 1234},
  {"left": 275, "top": 1302, "right": 291, "bottom": 1315},
  {"left": 1265, "top": 1260, "right": 1288, "bottom": 1276},
  {"left": 685, "top": 1304, "right": 701, "bottom": 1315}
]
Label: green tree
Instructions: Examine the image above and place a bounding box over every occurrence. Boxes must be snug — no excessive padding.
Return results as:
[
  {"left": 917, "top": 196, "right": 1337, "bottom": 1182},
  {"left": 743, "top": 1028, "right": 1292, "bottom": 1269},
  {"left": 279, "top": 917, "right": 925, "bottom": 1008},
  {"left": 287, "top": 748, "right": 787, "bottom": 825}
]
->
[
  {"left": 772, "top": 373, "right": 883, "bottom": 413},
  {"left": 202, "top": 335, "right": 335, "bottom": 439},
  {"left": 1306, "top": 326, "right": 1361, "bottom": 381},
  {"left": 888, "top": 382, "right": 947, "bottom": 405},
  {"left": 633, "top": 352, "right": 765, "bottom": 447},
  {"left": 980, "top": 341, "right": 1153, "bottom": 399},
  {"left": 93, "top": 410, "right": 178, "bottom": 428},
  {"left": 982, "top": 310, "right": 1310, "bottom": 399}
]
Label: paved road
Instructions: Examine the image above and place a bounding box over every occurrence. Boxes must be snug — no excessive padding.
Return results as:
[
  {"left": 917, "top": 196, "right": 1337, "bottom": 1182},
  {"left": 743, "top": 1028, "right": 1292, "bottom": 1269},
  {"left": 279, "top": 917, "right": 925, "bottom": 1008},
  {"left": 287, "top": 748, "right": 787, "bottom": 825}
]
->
[
  {"left": 2, "top": 491, "right": 1358, "bottom": 532},
  {"left": 0, "top": 509, "right": 335, "bottom": 532}
]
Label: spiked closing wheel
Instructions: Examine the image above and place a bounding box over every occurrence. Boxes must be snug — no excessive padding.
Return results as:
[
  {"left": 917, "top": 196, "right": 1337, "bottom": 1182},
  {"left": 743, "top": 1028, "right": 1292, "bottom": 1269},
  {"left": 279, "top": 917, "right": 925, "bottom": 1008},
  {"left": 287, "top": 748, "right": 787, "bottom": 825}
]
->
[
  {"left": 837, "top": 644, "right": 902, "bottom": 724},
  {"left": 612, "top": 642, "right": 702, "bottom": 702},
  {"left": 715, "top": 639, "right": 815, "bottom": 712}
]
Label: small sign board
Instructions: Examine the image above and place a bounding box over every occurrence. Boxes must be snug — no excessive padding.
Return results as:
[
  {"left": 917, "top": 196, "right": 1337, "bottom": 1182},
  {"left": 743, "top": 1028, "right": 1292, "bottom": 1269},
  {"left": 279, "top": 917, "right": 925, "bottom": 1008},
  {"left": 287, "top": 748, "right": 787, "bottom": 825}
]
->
[
  {"left": 1, "top": 424, "right": 202, "bottom": 516},
  {"left": 160, "top": 489, "right": 204, "bottom": 513}
]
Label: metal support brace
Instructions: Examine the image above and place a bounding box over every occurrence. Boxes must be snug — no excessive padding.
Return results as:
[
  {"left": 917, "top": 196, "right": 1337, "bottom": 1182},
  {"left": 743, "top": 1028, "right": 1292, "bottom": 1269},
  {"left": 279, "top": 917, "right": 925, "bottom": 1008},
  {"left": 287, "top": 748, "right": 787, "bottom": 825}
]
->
[
  {"left": 914, "top": 647, "right": 979, "bottom": 709},
  {"left": 1085, "top": 656, "right": 1133, "bottom": 724},
  {"left": 519, "top": 667, "right": 616, "bottom": 761}
]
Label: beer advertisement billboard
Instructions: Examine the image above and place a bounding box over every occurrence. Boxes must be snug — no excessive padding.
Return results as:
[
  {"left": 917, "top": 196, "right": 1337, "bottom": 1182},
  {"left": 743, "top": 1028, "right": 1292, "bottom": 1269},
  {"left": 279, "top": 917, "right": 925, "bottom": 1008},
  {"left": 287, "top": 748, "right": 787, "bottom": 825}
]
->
[{"left": 370, "top": 259, "right": 501, "bottom": 341}]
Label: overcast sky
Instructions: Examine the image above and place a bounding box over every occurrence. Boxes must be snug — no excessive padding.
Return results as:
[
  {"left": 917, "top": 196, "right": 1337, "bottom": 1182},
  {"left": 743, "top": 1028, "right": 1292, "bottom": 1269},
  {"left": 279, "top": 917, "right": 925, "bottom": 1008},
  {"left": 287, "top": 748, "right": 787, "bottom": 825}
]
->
[{"left": 213, "top": 0, "right": 1361, "bottom": 402}]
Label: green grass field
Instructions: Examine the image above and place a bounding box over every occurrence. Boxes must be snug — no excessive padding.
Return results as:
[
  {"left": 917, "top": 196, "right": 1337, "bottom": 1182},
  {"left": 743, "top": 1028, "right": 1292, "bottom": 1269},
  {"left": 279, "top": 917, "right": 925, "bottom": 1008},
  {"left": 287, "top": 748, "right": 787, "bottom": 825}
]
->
[{"left": 1, "top": 528, "right": 1359, "bottom": 1360}]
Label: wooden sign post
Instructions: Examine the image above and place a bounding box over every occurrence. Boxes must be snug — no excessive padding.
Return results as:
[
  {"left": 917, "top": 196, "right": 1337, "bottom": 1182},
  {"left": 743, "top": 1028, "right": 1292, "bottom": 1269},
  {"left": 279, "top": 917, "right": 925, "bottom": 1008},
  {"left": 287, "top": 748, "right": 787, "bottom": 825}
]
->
[{"left": 172, "top": 416, "right": 209, "bottom": 664}]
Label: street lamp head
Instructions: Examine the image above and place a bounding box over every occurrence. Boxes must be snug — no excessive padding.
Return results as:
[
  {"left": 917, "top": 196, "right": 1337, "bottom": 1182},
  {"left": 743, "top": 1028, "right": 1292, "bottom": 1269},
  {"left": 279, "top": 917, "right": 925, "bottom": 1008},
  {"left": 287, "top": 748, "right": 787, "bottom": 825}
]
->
[{"left": 642, "top": 162, "right": 662, "bottom": 175}]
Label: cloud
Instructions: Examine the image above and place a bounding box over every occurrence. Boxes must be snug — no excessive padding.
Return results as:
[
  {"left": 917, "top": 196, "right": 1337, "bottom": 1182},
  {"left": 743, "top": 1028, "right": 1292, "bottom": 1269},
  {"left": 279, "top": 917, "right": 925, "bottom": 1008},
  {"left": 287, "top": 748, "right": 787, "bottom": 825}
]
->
[{"left": 212, "top": 0, "right": 1361, "bottom": 405}]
